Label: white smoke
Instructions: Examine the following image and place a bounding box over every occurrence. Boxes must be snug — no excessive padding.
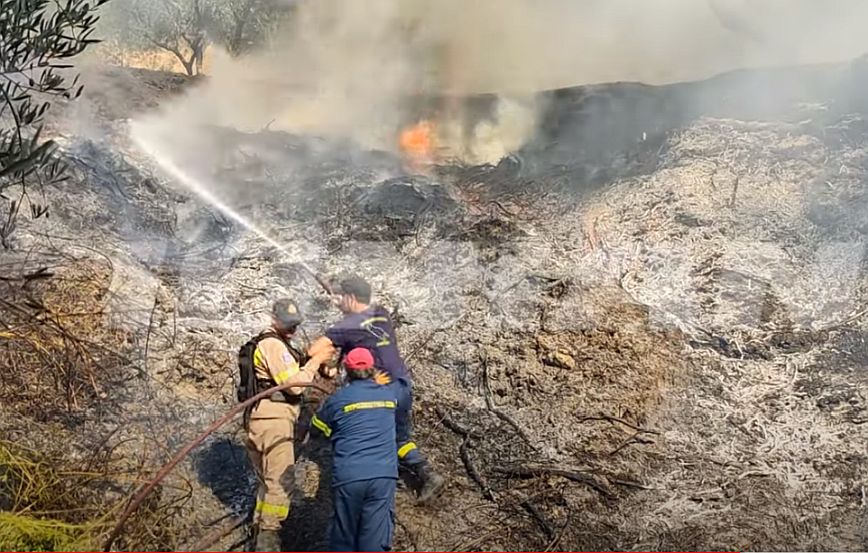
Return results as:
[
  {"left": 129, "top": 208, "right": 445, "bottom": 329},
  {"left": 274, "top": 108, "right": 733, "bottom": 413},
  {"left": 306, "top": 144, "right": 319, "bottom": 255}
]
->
[{"left": 138, "top": 0, "right": 868, "bottom": 164}]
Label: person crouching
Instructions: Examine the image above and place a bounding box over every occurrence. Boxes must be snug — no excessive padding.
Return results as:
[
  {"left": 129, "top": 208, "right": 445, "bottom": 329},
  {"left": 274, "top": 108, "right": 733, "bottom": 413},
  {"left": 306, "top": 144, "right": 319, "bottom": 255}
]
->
[{"left": 310, "top": 348, "right": 398, "bottom": 552}]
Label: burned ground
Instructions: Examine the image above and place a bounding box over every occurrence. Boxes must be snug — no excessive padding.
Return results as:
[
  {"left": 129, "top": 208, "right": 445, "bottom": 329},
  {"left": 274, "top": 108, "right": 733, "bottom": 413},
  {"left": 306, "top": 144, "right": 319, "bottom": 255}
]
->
[{"left": 2, "top": 61, "right": 868, "bottom": 551}]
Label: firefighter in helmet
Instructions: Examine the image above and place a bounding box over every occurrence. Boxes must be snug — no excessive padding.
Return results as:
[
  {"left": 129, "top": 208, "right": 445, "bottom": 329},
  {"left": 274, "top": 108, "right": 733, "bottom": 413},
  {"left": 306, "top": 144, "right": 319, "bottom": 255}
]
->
[{"left": 239, "top": 299, "right": 332, "bottom": 551}]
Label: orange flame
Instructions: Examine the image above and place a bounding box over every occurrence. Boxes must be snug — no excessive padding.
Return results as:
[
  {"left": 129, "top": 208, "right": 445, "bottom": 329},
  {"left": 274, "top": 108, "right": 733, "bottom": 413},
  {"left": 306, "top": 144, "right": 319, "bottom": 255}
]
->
[{"left": 399, "top": 119, "right": 436, "bottom": 170}]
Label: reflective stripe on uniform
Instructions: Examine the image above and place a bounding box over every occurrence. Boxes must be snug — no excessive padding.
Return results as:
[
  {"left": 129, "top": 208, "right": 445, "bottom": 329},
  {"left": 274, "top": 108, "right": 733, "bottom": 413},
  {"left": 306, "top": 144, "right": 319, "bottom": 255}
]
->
[
  {"left": 273, "top": 369, "right": 291, "bottom": 384},
  {"left": 360, "top": 316, "right": 389, "bottom": 326},
  {"left": 255, "top": 500, "right": 289, "bottom": 519},
  {"left": 360, "top": 317, "right": 391, "bottom": 346},
  {"left": 253, "top": 347, "right": 266, "bottom": 369},
  {"left": 254, "top": 342, "right": 298, "bottom": 384},
  {"left": 397, "top": 442, "right": 417, "bottom": 459},
  {"left": 311, "top": 415, "right": 332, "bottom": 437},
  {"left": 343, "top": 400, "right": 396, "bottom": 413}
]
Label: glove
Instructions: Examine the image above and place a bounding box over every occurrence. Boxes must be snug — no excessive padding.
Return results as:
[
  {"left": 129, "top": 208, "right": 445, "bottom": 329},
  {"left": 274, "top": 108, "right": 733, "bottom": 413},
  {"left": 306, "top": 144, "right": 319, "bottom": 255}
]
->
[{"left": 373, "top": 370, "right": 392, "bottom": 385}]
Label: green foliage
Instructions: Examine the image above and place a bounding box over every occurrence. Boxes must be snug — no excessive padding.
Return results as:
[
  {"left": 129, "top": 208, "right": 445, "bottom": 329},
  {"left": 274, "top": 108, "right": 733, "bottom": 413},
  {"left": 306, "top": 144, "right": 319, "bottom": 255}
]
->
[
  {"left": 0, "top": 0, "right": 110, "bottom": 246},
  {"left": 0, "top": 439, "right": 63, "bottom": 512},
  {"left": 0, "top": 512, "right": 96, "bottom": 552},
  {"left": 0, "top": 442, "right": 100, "bottom": 551}
]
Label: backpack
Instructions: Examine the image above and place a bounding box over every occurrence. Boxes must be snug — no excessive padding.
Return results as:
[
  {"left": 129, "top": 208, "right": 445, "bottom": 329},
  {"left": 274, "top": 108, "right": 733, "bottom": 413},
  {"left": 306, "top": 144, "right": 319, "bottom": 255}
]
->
[
  {"left": 237, "top": 331, "right": 309, "bottom": 428},
  {"left": 237, "top": 332, "right": 267, "bottom": 404}
]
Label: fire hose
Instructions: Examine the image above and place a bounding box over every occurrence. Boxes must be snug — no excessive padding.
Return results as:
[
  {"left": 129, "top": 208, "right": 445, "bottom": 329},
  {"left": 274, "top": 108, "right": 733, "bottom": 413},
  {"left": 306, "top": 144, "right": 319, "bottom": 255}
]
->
[
  {"left": 104, "top": 264, "right": 336, "bottom": 550},
  {"left": 102, "top": 379, "right": 332, "bottom": 551},
  {"left": 295, "top": 262, "right": 335, "bottom": 296}
]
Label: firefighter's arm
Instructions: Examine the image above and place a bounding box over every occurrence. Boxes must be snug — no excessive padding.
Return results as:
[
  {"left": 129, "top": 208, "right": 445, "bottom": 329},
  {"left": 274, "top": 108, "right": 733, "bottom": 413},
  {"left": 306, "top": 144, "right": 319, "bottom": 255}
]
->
[
  {"left": 260, "top": 338, "right": 310, "bottom": 395},
  {"left": 308, "top": 336, "right": 335, "bottom": 360}
]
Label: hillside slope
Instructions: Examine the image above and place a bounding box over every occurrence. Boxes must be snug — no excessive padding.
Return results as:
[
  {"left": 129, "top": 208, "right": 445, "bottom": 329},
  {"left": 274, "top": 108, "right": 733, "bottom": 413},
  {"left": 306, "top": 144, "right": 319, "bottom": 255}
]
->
[{"left": 2, "top": 60, "right": 868, "bottom": 550}]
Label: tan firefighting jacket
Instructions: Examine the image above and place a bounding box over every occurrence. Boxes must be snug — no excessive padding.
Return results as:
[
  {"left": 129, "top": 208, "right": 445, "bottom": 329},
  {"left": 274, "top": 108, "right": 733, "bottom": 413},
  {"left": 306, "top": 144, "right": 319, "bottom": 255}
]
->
[{"left": 250, "top": 332, "right": 314, "bottom": 419}]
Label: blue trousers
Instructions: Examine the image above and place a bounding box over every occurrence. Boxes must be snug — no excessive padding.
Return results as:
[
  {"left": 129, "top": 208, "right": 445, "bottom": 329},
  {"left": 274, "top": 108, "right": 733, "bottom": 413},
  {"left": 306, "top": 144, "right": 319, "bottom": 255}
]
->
[
  {"left": 329, "top": 478, "right": 397, "bottom": 552},
  {"left": 391, "top": 378, "right": 426, "bottom": 467}
]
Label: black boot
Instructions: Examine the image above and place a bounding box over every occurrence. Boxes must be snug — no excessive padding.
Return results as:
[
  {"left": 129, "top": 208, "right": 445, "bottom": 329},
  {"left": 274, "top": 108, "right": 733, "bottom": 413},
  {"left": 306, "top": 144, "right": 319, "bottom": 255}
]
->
[{"left": 416, "top": 461, "right": 445, "bottom": 504}]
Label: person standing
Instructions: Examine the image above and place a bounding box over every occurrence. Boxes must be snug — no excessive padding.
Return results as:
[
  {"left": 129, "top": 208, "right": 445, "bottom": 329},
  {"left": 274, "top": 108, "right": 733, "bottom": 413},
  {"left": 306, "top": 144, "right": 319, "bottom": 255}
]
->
[
  {"left": 311, "top": 348, "right": 399, "bottom": 552},
  {"left": 238, "top": 299, "right": 330, "bottom": 551},
  {"left": 308, "top": 275, "right": 445, "bottom": 503}
]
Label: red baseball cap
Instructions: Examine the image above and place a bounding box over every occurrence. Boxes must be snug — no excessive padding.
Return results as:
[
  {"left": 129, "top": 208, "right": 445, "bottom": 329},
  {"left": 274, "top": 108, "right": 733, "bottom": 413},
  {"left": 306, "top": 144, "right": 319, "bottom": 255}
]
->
[{"left": 344, "top": 348, "right": 374, "bottom": 371}]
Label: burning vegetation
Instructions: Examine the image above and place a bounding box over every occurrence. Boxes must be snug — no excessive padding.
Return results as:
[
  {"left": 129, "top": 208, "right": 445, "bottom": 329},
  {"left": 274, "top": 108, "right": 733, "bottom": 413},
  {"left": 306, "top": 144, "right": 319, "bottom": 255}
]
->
[
  {"left": 3, "top": 1, "right": 868, "bottom": 551},
  {"left": 2, "top": 58, "right": 867, "bottom": 550},
  {"left": 399, "top": 120, "right": 437, "bottom": 171}
]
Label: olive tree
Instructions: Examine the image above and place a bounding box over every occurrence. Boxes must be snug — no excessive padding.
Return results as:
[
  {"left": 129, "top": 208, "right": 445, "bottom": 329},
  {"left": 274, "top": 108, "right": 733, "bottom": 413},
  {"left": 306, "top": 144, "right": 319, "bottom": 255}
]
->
[
  {"left": 204, "top": 0, "right": 291, "bottom": 56},
  {"left": 0, "top": 0, "right": 110, "bottom": 247},
  {"left": 121, "top": 0, "right": 209, "bottom": 76},
  {"left": 108, "top": 0, "right": 291, "bottom": 74}
]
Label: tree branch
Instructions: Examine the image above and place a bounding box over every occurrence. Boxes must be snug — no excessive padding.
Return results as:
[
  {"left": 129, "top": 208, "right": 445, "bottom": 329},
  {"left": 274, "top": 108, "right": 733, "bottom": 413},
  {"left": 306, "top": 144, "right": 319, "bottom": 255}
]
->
[{"left": 494, "top": 465, "right": 615, "bottom": 499}]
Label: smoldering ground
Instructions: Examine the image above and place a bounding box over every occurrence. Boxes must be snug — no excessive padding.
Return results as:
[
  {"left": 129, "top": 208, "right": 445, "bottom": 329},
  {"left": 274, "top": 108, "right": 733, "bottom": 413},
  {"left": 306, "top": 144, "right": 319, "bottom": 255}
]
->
[
  {"left": 132, "top": 0, "right": 868, "bottom": 162},
  {"left": 8, "top": 0, "right": 868, "bottom": 550}
]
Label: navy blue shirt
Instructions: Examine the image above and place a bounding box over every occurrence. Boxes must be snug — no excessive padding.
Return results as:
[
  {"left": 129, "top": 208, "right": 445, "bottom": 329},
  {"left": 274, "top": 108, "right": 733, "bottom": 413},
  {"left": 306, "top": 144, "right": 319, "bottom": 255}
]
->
[
  {"left": 311, "top": 379, "right": 398, "bottom": 487},
  {"left": 325, "top": 306, "right": 410, "bottom": 381}
]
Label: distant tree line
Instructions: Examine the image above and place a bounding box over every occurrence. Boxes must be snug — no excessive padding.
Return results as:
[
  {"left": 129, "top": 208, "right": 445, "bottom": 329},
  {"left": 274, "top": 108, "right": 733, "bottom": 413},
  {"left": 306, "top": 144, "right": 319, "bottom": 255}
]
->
[{"left": 103, "top": 0, "right": 294, "bottom": 76}]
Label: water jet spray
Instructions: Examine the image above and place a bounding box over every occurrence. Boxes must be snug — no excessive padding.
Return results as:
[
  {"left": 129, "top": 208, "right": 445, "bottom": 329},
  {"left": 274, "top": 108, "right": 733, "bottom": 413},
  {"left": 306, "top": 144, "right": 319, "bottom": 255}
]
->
[{"left": 129, "top": 121, "right": 333, "bottom": 294}]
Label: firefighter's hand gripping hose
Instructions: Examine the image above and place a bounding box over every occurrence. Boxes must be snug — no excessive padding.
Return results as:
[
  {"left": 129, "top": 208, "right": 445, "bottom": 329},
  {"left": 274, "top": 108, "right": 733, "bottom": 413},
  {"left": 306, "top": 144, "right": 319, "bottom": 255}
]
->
[{"left": 102, "top": 378, "right": 332, "bottom": 551}]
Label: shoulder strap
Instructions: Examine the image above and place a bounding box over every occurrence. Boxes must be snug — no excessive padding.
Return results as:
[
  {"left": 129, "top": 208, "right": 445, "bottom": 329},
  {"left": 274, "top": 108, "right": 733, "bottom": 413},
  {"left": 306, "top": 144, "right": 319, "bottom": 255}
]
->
[
  {"left": 258, "top": 330, "right": 307, "bottom": 365},
  {"left": 256, "top": 329, "right": 281, "bottom": 342}
]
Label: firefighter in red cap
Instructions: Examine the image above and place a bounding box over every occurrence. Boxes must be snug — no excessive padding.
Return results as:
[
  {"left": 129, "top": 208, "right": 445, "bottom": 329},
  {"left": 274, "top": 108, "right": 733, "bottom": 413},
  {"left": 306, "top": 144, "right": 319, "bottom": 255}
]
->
[
  {"left": 308, "top": 274, "right": 445, "bottom": 503},
  {"left": 311, "top": 347, "right": 399, "bottom": 552}
]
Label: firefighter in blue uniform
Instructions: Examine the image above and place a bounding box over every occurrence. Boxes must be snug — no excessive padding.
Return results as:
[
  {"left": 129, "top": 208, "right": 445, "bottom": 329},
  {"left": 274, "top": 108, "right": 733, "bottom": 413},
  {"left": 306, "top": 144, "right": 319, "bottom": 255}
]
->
[
  {"left": 308, "top": 275, "right": 445, "bottom": 503},
  {"left": 311, "top": 347, "right": 398, "bottom": 552}
]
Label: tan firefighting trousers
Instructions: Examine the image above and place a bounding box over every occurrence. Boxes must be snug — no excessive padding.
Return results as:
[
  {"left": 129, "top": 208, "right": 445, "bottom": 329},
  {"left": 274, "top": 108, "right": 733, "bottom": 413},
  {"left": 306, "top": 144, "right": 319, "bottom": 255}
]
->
[{"left": 246, "top": 402, "right": 297, "bottom": 531}]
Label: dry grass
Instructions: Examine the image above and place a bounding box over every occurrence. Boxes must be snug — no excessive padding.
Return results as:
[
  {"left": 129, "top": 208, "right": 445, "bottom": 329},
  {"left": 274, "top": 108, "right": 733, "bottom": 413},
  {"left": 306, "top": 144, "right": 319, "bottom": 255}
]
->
[
  {"left": 91, "top": 43, "right": 219, "bottom": 75},
  {"left": 0, "top": 255, "right": 125, "bottom": 417},
  {"left": 0, "top": 441, "right": 103, "bottom": 551},
  {"left": 0, "top": 250, "right": 198, "bottom": 551},
  {"left": 0, "top": 437, "right": 177, "bottom": 551}
]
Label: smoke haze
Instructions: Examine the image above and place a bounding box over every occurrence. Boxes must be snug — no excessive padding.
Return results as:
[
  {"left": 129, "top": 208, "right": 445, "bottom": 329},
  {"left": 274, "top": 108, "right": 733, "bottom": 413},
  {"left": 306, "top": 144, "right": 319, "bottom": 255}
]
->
[{"left": 136, "top": 0, "right": 868, "bottom": 164}]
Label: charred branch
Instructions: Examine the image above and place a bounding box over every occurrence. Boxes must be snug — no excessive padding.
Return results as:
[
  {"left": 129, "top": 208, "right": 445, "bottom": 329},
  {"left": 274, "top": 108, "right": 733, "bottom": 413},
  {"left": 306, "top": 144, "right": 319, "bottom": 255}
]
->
[
  {"left": 480, "top": 351, "right": 537, "bottom": 450},
  {"left": 494, "top": 465, "right": 615, "bottom": 499},
  {"left": 434, "top": 406, "right": 483, "bottom": 440},
  {"left": 459, "top": 438, "right": 495, "bottom": 502},
  {"left": 435, "top": 406, "right": 493, "bottom": 501},
  {"left": 520, "top": 499, "right": 555, "bottom": 542}
]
